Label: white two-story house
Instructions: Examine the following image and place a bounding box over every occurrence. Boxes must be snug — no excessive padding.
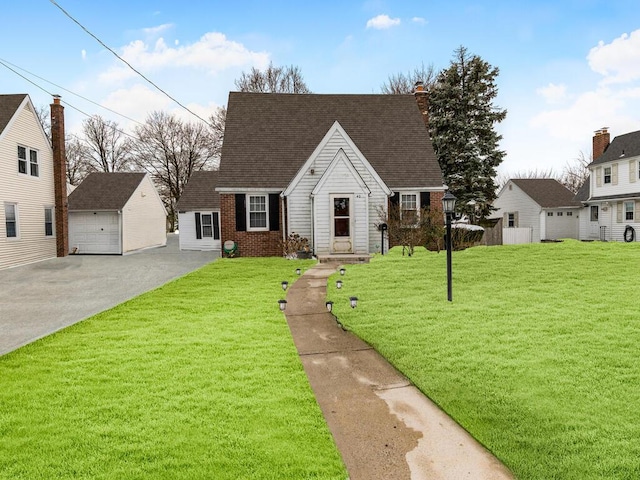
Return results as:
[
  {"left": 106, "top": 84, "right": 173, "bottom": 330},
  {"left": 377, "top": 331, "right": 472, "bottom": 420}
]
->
[
  {"left": 578, "top": 128, "right": 640, "bottom": 242},
  {"left": 0, "top": 94, "right": 59, "bottom": 269}
]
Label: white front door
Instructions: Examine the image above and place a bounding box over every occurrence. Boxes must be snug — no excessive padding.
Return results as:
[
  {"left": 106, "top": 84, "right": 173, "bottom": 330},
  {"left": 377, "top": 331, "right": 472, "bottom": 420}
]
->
[
  {"left": 589, "top": 205, "right": 601, "bottom": 239},
  {"left": 330, "top": 195, "right": 353, "bottom": 253}
]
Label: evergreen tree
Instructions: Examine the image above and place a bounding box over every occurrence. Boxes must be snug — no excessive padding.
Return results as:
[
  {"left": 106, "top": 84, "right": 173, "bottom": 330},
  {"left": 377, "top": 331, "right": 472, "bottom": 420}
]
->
[{"left": 429, "top": 46, "right": 507, "bottom": 220}]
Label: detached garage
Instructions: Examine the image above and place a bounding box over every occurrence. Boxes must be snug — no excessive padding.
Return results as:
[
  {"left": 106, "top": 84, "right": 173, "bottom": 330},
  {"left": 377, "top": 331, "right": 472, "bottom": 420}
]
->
[{"left": 68, "top": 172, "right": 167, "bottom": 254}]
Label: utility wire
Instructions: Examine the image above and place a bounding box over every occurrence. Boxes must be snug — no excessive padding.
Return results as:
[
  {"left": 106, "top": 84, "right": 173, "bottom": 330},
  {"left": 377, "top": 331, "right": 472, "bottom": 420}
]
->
[
  {"left": 49, "top": 0, "right": 213, "bottom": 127},
  {"left": 0, "top": 57, "right": 142, "bottom": 126}
]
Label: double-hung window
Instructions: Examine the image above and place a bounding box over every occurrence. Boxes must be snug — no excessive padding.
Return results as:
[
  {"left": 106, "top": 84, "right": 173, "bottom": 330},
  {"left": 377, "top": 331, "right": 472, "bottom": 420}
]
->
[
  {"left": 604, "top": 166, "right": 612, "bottom": 184},
  {"left": 248, "top": 195, "right": 267, "bottom": 230},
  {"left": 507, "top": 213, "right": 516, "bottom": 228},
  {"left": 201, "top": 214, "right": 213, "bottom": 237},
  {"left": 18, "top": 146, "right": 39, "bottom": 177},
  {"left": 400, "top": 193, "right": 418, "bottom": 224},
  {"left": 625, "top": 201, "right": 634, "bottom": 221},
  {"left": 44, "top": 207, "right": 54, "bottom": 236},
  {"left": 5, "top": 203, "right": 18, "bottom": 238}
]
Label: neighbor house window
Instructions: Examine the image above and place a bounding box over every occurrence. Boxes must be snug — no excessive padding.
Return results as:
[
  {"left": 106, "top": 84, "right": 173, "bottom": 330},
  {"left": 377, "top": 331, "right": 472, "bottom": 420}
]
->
[
  {"left": 44, "top": 207, "right": 54, "bottom": 236},
  {"left": 604, "top": 166, "right": 612, "bottom": 184},
  {"left": 590, "top": 206, "right": 599, "bottom": 222},
  {"left": 5, "top": 203, "right": 18, "bottom": 238},
  {"left": 248, "top": 195, "right": 267, "bottom": 230},
  {"left": 547, "top": 212, "right": 553, "bottom": 217},
  {"left": 508, "top": 213, "right": 515, "bottom": 228},
  {"left": 625, "top": 201, "right": 634, "bottom": 221},
  {"left": 400, "top": 193, "right": 418, "bottom": 223},
  {"left": 18, "top": 146, "right": 38, "bottom": 177},
  {"left": 557, "top": 212, "right": 563, "bottom": 216},
  {"left": 567, "top": 211, "right": 573, "bottom": 217}
]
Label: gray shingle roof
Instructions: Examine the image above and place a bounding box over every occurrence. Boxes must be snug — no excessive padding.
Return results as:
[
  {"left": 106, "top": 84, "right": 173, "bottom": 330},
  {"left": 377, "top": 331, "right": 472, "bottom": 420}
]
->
[
  {"left": 218, "top": 92, "right": 443, "bottom": 190},
  {"left": 591, "top": 130, "right": 640, "bottom": 166},
  {"left": 176, "top": 170, "right": 219, "bottom": 211},
  {"left": 511, "top": 178, "right": 582, "bottom": 208},
  {"left": 0, "top": 94, "right": 28, "bottom": 135},
  {"left": 68, "top": 172, "right": 146, "bottom": 210},
  {"left": 573, "top": 175, "right": 590, "bottom": 203}
]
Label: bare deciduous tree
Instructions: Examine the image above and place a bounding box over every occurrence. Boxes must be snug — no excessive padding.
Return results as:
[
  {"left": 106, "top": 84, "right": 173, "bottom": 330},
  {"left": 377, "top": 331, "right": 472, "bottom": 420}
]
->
[
  {"left": 65, "top": 136, "right": 90, "bottom": 186},
  {"left": 132, "top": 111, "right": 218, "bottom": 230},
  {"left": 208, "top": 106, "right": 226, "bottom": 166},
  {"left": 495, "top": 168, "right": 557, "bottom": 190},
  {"left": 560, "top": 151, "right": 590, "bottom": 194},
  {"left": 234, "top": 62, "right": 311, "bottom": 93},
  {"left": 35, "top": 105, "right": 51, "bottom": 143},
  {"left": 381, "top": 63, "right": 437, "bottom": 94},
  {"left": 82, "top": 115, "right": 131, "bottom": 172},
  {"left": 377, "top": 205, "right": 445, "bottom": 256}
]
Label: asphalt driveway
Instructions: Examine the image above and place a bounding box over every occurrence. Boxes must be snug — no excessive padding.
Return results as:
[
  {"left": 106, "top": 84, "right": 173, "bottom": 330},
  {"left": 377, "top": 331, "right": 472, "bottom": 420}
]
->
[{"left": 0, "top": 234, "right": 219, "bottom": 356}]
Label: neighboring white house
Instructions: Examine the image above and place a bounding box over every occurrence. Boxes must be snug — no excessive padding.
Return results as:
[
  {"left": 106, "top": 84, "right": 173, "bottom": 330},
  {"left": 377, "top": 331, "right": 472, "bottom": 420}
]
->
[
  {"left": 0, "top": 94, "right": 57, "bottom": 270},
  {"left": 576, "top": 128, "right": 640, "bottom": 242},
  {"left": 492, "top": 178, "right": 582, "bottom": 244},
  {"left": 68, "top": 172, "right": 167, "bottom": 254},
  {"left": 176, "top": 170, "right": 220, "bottom": 252}
]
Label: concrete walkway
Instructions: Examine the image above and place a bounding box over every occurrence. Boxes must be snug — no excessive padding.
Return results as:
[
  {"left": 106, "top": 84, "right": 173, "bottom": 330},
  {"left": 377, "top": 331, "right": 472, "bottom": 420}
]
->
[
  {"left": 0, "top": 234, "right": 218, "bottom": 356},
  {"left": 284, "top": 263, "right": 514, "bottom": 480}
]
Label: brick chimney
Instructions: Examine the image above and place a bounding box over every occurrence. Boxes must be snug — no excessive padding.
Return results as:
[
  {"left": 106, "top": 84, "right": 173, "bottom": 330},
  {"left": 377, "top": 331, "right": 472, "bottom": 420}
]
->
[
  {"left": 50, "top": 95, "right": 68, "bottom": 257},
  {"left": 413, "top": 81, "right": 429, "bottom": 129},
  {"left": 593, "top": 127, "right": 610, "bottom": 161}
]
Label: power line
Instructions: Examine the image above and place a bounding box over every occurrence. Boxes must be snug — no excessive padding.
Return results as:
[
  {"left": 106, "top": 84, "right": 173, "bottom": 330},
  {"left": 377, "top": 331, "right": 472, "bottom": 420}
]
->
[
  {"left": 49, "top": 0, "right": 213, "bottom": 127},
  {"left": 0, "top": 57, "right": 142, "bottom": 126}
]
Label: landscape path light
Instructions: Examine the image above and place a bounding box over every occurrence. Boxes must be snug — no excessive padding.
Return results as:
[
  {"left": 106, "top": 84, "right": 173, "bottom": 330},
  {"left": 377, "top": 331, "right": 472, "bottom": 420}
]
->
[
  {"left": 326, "top": 301, "right": 333, "bottom": 312},
  {"left": 295, "top": 268, "right": 301, "bottom": 275},
  {"left": 349, "top": 296, "right": 358, "bottom": 308},
  {"left": 278, "top": 299, "right": 287, "bottom": 311},
  {"left": 339, "top": 268, "right": 345, "bottom": 276},
  {"left": 441, "top": 191, "right": 457, "bottom": 302},
  {"left": 336, "top": 280, "right": 343, "bottom": 289},
  {"left": 281, "top": 281, "right": 289, "bottom": 291}
]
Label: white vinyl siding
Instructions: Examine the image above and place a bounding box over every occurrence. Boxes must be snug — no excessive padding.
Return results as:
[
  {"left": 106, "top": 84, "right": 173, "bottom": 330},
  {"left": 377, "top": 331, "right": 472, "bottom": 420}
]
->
[
  {"left": 0, "top": 98, "right": 56, "bottom": 270},
  {"left": 287, "top": 127, "right": 387, "bottom": 254},
  {"left": 121, "top": 175, "right": 167, "bottom": 253},
  {"left": 178, "top": 211, "right": 221, "bottom": 251},
  {"left": 492, "top": 181, "right": 542, "bottom": 242}
]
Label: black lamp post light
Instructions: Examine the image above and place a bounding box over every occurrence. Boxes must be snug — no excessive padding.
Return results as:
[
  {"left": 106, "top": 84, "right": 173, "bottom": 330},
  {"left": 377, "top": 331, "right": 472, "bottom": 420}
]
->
[
  {"left": 278, "top": 299, "right": 287, "bottom": 311},
  {"left": 441, "top": 191, "right": 457, "bottom": 302},
  {"left": 281, "top": 281, "right": 289, "bottom": 291}
]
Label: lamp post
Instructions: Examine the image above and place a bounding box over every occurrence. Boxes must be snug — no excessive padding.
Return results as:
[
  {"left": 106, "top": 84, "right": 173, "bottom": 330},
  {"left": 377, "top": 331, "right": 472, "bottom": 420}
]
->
[{"left": 442, "top": 191, "right": 457, "bottom": 302}]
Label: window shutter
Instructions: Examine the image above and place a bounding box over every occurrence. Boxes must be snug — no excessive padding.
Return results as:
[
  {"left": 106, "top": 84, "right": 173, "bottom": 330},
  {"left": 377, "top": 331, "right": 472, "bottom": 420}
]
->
[
  {"left": 612, "top": 163, "right": 618, "bottom": 185},
  {"left": 630, "top": 161, "right": 636, "bottom": 183},
  {"left": 235, "top": 194, "right": 246, "bottom": 231},
  {"left": 596, "top": 167, "right": 602, "bottom": 187},
  {"left": 617, "top": 202, "right": 623, "bottom": 223},
  {"left": 420, "top": 192, "right": 431, "bottom": 209},
  {"left": 269, "top": 194, "right": 279, "bottom": 231},
  {"left": 195, "top": 212, "right": 202, "bottom": 239},
  {"left": 213, "top": 212, "right": 220, "bottom": 240},
  {"left": 514, "top": 212, "right": 519, "bottom": 228},
  {"left": 503, "top": 212, "right": 508, "bottom": 225}
]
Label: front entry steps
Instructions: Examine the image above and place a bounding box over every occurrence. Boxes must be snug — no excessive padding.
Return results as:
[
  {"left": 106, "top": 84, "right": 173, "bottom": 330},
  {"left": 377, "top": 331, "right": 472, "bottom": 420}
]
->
[{"left": 316, "top": 254, "right": 372, "bottom": 264}]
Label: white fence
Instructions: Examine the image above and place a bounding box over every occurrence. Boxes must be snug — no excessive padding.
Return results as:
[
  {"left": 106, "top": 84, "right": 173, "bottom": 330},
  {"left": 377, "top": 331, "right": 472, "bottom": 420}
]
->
[{"left": 502, "top": 227, "right": 532, "bottom": 245}]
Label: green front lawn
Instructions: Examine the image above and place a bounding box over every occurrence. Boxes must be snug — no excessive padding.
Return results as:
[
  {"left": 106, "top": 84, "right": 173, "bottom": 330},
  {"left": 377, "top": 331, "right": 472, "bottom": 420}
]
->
[
  {"left": 0, "top": 258, "right": 346, "bottom": 480},
  {"left": 329, "top": 240, "right": 640, "bottom": 480}
]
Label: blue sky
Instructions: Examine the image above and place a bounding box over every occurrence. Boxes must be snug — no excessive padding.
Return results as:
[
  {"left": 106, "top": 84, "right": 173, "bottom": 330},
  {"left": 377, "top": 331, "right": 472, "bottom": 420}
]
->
[{"left": 2, "top": 0, "right": 640, "bottom": 175}]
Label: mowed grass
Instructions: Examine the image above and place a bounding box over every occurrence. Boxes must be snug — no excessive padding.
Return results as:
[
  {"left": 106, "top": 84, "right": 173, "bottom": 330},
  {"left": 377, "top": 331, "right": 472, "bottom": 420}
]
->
[
  {"left": 328, "top": 240, "right": 640, "bottom": 480},
  {"left": 0, "top": 258, "right": 346, "bottom": 480}
]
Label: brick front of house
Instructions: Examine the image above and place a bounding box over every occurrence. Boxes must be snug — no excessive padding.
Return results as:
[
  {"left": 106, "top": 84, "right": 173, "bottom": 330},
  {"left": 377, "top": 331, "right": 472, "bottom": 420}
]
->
[{"left": 220, "top": 193, "right": 283, "bottom": 257}]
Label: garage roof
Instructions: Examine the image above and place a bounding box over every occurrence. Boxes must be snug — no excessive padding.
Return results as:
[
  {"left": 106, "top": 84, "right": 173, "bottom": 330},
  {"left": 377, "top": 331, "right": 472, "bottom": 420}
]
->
[{"left": 68, "top": 172, "right": 146, "bottom": 210}]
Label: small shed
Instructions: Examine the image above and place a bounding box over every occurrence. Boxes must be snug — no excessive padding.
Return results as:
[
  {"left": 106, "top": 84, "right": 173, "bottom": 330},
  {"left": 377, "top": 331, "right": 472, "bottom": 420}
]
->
[
  {"left": 68, "top": 172, "right": 166, "bottom": 254},
  {"left": 176, "top": 170, "right": 220, "bottom": 252}
]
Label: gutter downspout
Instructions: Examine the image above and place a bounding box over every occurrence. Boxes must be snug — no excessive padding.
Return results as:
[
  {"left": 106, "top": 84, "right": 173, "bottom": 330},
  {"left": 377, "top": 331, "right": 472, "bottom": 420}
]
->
[
  {"left": 280, "top": 193, "right": 287, "bottom": 244},
  {"left": 310, "top": 194, "right": 315, "bottom": 256}
]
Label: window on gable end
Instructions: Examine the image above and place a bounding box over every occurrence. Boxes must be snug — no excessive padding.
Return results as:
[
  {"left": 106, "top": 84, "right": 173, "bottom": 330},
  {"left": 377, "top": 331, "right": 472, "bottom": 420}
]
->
[
  {"left": 18, "top": 146, "right": 27, "bottom": 174},
  {"left": 29, "top": 149, "right": 39, "bottom": 177}
]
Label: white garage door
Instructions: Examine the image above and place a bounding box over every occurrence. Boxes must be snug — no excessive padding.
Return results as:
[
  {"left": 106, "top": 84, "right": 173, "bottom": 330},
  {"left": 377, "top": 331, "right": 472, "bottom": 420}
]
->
[
  {"left": 545, "top": 211, "right": 578, "bottom": 240},
  {"left": 69, "top": 212, "right": 121, "bottom": 254}
]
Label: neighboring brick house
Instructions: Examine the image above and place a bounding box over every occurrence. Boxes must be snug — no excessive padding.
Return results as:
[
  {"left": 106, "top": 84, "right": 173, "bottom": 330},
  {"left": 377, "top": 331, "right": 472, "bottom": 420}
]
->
[
  {"left": 216, "top": 90, "right": 445, "bottom": 257},
  {"left": 0, "top": 94, "right": 68, "bottom": 270},
  {"left": 576, "top": 128, "right": 640, "bottom": 241},
  {"left": 492, "top": 178, "right": 582, "bottom": 244}
]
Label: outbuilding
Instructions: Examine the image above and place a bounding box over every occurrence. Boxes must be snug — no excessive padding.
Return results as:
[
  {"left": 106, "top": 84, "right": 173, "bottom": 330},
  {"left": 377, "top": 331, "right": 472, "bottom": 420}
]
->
[
  {"left": 176, "top": 170, "right": 220, "bottom": 252},
  {"left": 68, "top": 172, "right": 167, "bottom": 254}
]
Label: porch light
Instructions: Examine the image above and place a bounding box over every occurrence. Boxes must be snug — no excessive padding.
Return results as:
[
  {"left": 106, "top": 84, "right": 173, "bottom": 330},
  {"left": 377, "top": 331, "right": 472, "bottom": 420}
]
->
[
  {"left": 349, "top": 296, "right": 358, "bottom": 308},
  {"left": 336, "top": 280, "right": 343, "bottom": 289},
  {"left": 326, "top": 301, "right": 333, "bottom": 312},
  {"left": 339, "top": 268, "right": 345, "bottom": 276},
  {"left": 295, "top": 268, "right": 301, "bottom": 275},
  {"left": 278, "top": 299, "right": 287, "bottom": 311},
  {"left": 281, "top": 281, "right": 289, "bottom": 291}
]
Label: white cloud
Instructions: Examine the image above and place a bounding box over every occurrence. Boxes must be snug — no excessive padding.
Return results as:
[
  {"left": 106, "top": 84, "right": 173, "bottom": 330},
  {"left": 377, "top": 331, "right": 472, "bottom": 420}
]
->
[
  {"left": 587, "top": 29, "right": 640, "bottom": 84},
  {"left": 412, "top": 17, "right": 427, "bottom": 25},
  {"left": 143, "top": 23, "right": 174, "bottom": 36},
  {"left": 536, "top": 83, "right": 567, "bottom": 105},
  {"left": 99, "top": 32, "right": 270, "bottom": 84},
  {"left": 366, "top": 14, "right": 401, "bottom": 30},
  {"left": 81, "top": 49, "right": 86, "bottom": 61},
  {"left": 101, "top": 84, "right": 172, "bottom": 126}
]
